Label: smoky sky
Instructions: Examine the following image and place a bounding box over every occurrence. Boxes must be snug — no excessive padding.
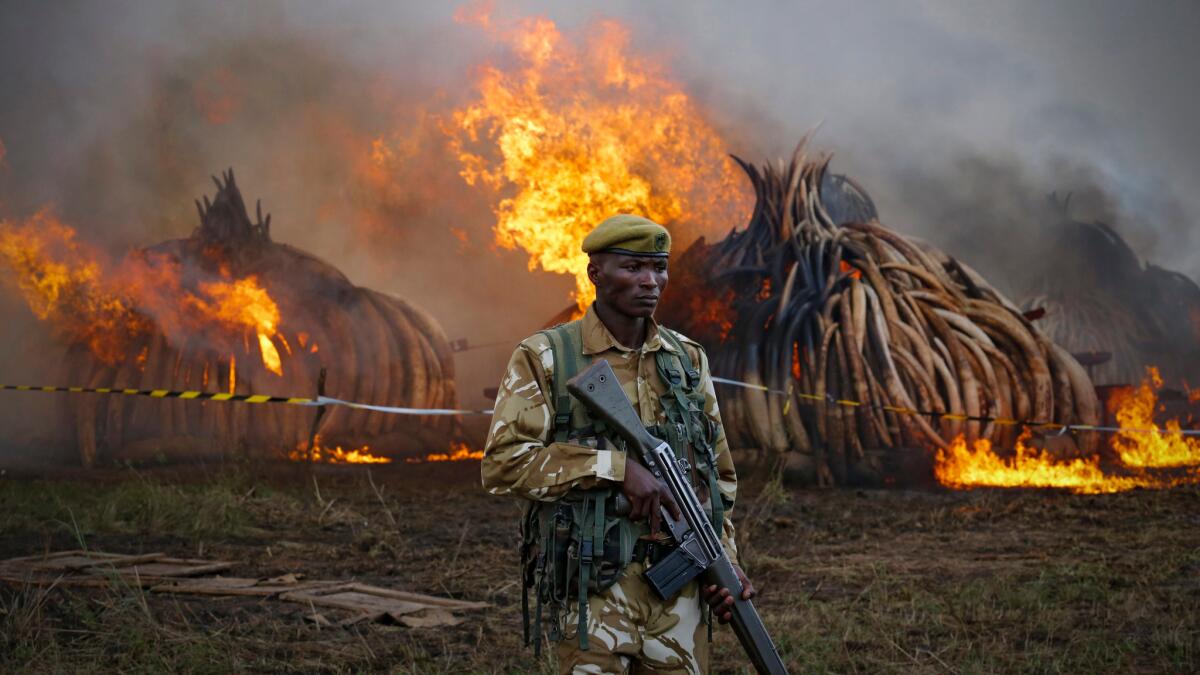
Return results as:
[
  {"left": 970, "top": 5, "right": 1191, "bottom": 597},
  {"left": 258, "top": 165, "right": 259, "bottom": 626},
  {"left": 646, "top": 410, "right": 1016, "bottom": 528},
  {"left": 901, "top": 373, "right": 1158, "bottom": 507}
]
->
[{"left": 0, "top": 0, "right": 1198, "bottom": 410}]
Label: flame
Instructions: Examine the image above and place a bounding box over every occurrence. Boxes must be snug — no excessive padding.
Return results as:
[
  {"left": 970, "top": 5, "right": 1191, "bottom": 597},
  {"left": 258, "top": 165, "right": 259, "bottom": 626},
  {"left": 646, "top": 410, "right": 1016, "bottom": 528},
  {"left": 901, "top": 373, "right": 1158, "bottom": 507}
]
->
[
  {"left": 840, "top": 260, "right": 863, "bottom": 280},
  {"left": 0, "top": 209, "right": 146, "bottom": 361},
  {"left": 936, "top": 367, "right": 1200, "bottom": 493},
  {"left": 407, "top": 441, "right": 484, "bottom": 464},
  {"left": 289, "top": 435, "right": 392, "bottom": 464},
  {"left": 199, "top": 276, "right": 283, "bottom": 375},
  {"left": 0, "top": 211, "right": 286, "bottom": 375},
  {"left": 447, "top": 8, "right": 750, "bottom": 311},
  {"left": 688, "top": 288, "right": 735, "bottom": 343},
  {"left": 1109, "top": 366, "right": 1200, "bottom": 468}
]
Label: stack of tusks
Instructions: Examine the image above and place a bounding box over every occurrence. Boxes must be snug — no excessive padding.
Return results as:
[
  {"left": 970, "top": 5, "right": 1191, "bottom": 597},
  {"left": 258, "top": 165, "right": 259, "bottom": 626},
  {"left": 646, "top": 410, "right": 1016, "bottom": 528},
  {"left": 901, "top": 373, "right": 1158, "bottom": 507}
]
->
[{"left": 707, "top": 137, "right": 1100, "bottom": 485}]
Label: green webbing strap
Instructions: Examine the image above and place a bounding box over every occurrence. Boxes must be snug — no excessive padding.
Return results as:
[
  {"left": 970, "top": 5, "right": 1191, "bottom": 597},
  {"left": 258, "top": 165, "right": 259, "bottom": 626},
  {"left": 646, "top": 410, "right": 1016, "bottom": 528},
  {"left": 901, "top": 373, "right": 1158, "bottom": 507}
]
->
[
  {"left": 574, "top": 499, "right": 591, "bottom": 650},
  {"left": 586, "top": 491, "right": 607, "bottom": 648},
  {"left": 541, "top": 321, "right": 588, "bottom": 443},
  {"left": 657, "top": 330, "right": 725, "bottom": 530}
]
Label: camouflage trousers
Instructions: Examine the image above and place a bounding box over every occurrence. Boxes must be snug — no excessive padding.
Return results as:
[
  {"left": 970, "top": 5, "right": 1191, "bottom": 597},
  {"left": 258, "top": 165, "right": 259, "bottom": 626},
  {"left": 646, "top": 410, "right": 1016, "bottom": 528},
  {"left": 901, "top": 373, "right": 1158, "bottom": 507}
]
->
[{"left": 556, "top": 561, "right": 708, "bottom": 674}]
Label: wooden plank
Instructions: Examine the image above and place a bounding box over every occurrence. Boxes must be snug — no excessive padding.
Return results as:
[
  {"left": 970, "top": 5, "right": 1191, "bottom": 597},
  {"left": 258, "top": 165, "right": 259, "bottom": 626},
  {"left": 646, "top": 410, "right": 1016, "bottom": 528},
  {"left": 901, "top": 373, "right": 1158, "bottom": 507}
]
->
[
  {"left": 96, "top": 561, "right": 236, "bottom": 578},
  {"left": 149, "top": 577, "right": 340, "bottom": 597},
  {"left": 40, "top": 552, "right": 167, "bottom": 572},
  {"left": 339, "top": 583, "right": 488, "bottom": 610},
  {"left": 0, "top": 550, "right": 110, "bottom": 564}
]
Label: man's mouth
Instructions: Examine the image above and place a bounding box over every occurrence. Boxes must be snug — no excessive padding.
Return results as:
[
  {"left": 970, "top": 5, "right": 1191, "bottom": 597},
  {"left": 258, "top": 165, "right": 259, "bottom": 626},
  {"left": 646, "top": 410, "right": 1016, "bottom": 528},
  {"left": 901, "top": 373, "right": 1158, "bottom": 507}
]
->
[{"left": 636, "top": 295, "right": 659, "bottom": 303}]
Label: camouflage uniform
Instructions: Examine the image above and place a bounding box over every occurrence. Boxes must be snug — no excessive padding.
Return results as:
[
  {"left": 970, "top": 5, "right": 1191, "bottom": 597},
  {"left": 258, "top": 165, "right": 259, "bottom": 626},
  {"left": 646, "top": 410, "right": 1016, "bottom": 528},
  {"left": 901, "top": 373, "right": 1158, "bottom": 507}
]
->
[{"left": 482, "top": 304, "right": 739, "bottom": 674}]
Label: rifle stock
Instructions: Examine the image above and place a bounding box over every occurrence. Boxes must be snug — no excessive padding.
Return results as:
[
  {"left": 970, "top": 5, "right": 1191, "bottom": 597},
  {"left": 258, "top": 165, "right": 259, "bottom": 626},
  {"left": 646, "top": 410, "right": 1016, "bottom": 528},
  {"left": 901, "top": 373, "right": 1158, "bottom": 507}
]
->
[{"left": 567, "top": 359, "right": 789, "bottom": 675}]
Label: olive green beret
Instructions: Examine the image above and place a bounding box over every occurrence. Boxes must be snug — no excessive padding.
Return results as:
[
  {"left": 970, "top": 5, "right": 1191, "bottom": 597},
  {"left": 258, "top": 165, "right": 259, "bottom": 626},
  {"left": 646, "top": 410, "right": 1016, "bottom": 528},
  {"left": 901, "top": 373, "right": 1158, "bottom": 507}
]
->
[{"left": 581, "top": 214, "right": 671, "bottom": 258}]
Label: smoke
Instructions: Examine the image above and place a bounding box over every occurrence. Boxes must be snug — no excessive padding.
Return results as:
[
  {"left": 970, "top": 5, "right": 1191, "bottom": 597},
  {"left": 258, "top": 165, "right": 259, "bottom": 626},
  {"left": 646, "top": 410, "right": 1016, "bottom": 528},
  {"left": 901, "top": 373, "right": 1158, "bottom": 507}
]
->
[{"left": 0, "top": 0, "right": 1197, "bottom": 424}]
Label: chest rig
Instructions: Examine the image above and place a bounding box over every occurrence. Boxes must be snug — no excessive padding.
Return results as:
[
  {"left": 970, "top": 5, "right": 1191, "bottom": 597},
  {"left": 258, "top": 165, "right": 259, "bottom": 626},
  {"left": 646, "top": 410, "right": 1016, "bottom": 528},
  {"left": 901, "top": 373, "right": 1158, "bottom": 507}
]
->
[{"left": 520, "top": 319, "right": 725, "bottom": 654}]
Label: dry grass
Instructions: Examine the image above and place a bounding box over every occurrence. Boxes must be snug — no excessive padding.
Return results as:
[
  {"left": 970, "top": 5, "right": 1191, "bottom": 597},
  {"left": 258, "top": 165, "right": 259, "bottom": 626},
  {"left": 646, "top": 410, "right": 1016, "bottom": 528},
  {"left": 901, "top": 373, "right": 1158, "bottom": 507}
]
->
[{"left": 0, "top": 462, "right": 1197, "bottom": 673}]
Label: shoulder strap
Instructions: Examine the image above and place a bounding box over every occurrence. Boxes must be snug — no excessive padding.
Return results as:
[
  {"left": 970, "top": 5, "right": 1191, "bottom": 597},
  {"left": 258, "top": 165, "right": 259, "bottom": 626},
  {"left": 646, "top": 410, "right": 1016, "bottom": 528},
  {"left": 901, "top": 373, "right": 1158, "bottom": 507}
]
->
[
  {"left": 658, "top": 329, "right": 701, "bottom": 390},
  {"left": 656, "top": 329, "right": 724, "bottom": 529},
  {"left": 540, "top": 321, "right": 588, "bottom": 443}
]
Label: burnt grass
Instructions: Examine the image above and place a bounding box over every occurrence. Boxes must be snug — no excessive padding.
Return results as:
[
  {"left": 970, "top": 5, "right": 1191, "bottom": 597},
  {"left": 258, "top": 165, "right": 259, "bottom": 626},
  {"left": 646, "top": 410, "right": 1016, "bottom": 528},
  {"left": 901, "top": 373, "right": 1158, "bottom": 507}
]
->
[{"left": 0, "top": 461, "right": 1197, "bottom": 674}]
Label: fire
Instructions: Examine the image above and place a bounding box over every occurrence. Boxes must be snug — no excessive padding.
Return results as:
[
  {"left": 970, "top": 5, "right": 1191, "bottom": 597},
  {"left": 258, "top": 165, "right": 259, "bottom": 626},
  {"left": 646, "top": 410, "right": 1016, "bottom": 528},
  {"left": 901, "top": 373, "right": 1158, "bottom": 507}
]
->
[
  {"left": 0, "top": 209, "right": 146, "bottom": 361},
  {"left": 840, "top": 260, "right": 863, "bottom": 280},
  {"left": 1109, "top": 366, "right": 1200, "bottom": 468},
  {"left": 447, "top": 7, "right": 750, "bottom": 311},
  {"left": 934, "top": 431, "right": 1185, "bottom": 494},
  {"left": 936, "top": 366, "right": 1200, "bottom": 494},
  {"left": 0, "top": 211, "right": 286, "bottom": 375},
  {"left": 198, "top": 277, "right": 283, "bottom": 375},
  {"left": 289, "top": 435, "right": 392, "bottom": 464},
  {"left": 407, "top": 442, "right": 484, "bottom": 464},
  {"left": 688, "top": 288, "right": 735, "bottom": 343}
]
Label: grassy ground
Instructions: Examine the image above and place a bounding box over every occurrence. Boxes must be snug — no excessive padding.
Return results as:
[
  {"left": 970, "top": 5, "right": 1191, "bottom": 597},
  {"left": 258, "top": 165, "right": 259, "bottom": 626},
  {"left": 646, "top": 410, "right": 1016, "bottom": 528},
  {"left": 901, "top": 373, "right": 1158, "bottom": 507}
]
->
[{"left": 0, "top": 461, "right": 1197, "bottom": 673}]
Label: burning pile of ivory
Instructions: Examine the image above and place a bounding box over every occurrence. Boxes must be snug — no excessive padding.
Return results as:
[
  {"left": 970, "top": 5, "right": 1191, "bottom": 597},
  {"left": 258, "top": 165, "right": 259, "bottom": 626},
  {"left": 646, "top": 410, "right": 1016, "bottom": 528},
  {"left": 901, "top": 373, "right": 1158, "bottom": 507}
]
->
[
  {"left": 672, "top": 142, "right": 1101, "bottom": 485},
  {"left": 55, "top": 172, "right": 458, "bottom": 466},
  {"left": 1017, "top": 206, "right": 1200, "bottom": 386}
]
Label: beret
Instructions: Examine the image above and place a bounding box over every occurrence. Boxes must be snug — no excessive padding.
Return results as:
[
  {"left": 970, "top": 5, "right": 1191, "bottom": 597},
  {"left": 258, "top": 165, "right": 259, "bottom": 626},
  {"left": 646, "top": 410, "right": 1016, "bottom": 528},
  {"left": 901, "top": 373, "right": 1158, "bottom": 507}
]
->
[{"left": 581, "top": 214, "right": 671, "bottom": 258}]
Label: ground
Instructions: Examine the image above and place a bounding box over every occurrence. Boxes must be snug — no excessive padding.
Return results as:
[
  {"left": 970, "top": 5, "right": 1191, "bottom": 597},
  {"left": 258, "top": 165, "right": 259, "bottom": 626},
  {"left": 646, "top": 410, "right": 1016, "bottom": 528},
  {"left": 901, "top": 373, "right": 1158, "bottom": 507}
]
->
[{"left": 0, "top": 461, "right": 1197, "bottom": 674}]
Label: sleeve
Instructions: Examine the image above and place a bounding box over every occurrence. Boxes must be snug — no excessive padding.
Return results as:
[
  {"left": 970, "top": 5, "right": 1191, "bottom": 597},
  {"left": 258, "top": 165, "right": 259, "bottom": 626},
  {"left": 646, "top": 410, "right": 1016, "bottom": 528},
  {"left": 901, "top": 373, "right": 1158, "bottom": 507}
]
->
[
  {"left": 697, "top": 346, "right": 741, "bottom": 567},
  {"left": 480, "top": 339, "right": 628, "bottom": 501}
]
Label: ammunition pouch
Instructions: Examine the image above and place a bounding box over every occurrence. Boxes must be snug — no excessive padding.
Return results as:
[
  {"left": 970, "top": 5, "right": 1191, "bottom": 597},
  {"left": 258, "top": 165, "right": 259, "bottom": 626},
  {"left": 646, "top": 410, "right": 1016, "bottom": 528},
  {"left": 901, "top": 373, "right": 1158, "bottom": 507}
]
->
[{"left": 521, "top": 488, "right": 638, "bottom": 653}]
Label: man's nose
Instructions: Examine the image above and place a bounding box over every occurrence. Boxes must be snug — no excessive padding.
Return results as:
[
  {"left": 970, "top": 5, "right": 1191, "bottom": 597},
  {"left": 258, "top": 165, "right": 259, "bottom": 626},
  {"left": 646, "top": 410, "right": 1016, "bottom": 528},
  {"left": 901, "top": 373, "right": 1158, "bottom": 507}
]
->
[{"left": 638, "top": 271, "right": 659, "bottom": 288}]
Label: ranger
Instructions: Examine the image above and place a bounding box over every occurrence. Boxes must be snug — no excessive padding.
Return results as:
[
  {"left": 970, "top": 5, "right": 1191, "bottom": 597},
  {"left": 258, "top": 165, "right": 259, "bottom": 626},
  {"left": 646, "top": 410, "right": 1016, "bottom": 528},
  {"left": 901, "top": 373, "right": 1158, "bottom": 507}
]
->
[{"left": 482, "top": 214, "right": 756, "bottom": 674}]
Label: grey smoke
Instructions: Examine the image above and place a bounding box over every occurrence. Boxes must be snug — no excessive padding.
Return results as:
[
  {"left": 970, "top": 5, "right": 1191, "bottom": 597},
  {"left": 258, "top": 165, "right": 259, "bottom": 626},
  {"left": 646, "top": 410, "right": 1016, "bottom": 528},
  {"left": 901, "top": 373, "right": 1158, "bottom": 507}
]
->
[{"left": 0, "top": 0, "right": 1197, "bottom": 419}]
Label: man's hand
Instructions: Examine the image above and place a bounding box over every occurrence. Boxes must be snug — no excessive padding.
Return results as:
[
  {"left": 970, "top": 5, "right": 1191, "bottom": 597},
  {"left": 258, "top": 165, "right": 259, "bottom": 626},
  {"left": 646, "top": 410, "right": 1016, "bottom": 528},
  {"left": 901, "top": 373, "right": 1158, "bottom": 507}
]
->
[
  {"left": 621, "top": 459, "right": 681, "bottom": 534},
  {"left": 701, "top": 565, "right": 755, "bottom": 624}
]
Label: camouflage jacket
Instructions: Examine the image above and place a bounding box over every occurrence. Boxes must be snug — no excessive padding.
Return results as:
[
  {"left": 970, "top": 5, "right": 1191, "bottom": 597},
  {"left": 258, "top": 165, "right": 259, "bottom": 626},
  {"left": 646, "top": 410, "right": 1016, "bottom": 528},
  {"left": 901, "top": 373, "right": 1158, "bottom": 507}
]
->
[{"left": 482, "top": 304, "right": 739, "bottom": 565}]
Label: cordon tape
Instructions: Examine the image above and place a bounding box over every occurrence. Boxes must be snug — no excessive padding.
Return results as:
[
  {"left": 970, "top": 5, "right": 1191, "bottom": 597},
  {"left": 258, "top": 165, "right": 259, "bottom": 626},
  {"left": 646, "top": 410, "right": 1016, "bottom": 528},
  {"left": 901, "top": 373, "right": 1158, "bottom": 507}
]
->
[{"left": 1, "top": 378, "right": 1198, "bottom": 437}]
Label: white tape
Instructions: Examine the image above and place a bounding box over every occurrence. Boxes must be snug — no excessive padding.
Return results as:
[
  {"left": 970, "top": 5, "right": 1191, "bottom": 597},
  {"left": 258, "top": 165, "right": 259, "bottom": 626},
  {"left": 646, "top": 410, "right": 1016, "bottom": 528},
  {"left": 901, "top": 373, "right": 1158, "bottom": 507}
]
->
[{"left": 315, "top": 396, "right": 493, "bottom": 416}]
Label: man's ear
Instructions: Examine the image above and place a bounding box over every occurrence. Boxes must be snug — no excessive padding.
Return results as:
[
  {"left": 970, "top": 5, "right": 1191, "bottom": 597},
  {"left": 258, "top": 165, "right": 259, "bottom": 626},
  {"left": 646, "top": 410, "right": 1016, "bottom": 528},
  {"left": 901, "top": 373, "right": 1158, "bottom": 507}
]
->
[{"left": 586, "top": 255, "right": 602, "bottom": 285}]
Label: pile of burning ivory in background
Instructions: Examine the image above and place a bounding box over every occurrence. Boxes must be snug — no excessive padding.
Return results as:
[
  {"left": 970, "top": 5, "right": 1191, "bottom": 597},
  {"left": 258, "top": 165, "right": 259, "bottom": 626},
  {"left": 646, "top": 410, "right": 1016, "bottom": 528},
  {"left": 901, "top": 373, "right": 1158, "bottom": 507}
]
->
[{"left": 661, "top": 141, "right": 1200, "bottom": 493}]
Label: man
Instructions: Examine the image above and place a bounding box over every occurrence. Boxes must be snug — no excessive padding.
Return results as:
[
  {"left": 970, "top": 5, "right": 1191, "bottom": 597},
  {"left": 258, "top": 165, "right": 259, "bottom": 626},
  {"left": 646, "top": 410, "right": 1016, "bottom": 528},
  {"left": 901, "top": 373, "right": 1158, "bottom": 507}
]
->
[{"left": 482, "top": 214, "right": 755, "bottom": 674}]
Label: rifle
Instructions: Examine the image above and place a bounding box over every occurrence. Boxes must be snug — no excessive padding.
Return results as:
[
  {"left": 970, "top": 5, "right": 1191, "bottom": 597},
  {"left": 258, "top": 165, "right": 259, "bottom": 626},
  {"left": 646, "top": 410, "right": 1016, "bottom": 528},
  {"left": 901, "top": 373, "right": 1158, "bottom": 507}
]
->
[{"left": 567, "top": 359, "right": 789, "bottom": 675}]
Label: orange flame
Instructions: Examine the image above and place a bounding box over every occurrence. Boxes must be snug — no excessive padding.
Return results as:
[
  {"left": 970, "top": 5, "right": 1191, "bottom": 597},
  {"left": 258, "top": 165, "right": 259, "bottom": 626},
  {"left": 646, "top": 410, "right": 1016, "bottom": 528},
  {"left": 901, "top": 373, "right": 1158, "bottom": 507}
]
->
[
  {"left": 407, "top": 441, "right": 484, "bottom": 464},
  {"left": 0, "top": 211, "right": 286, "bottom": 375},
  {"left": 688, "top": 288, "right": 735, "bottom": 343},
  {"left": 1109, "top": 366, "right": 1200, "bottom": 468},
  {"left": 936, "top": 366, "right": 1200, "bottom": 493},
  {"left": 289, "top": 435, "right": 392, "bottom": 464},
  {"left": 0, "top": 209, "right": 146, "bottom": 361},
  {"left": 447, "top": 8, "right": 750, "bottom": 311},
  {"left": 198, "top": 277, "right": 282, "bottom": 375},
  {"left": 839, "top": 260, "right": 863, "bottom": 280}
]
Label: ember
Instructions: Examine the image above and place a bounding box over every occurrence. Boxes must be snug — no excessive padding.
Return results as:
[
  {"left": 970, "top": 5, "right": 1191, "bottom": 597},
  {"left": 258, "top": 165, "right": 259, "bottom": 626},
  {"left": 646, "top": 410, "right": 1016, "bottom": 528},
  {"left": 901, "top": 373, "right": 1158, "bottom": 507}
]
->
[
  {"left": 446, "top": 7, "right": 750, "bottom": 312},
  {"left": 289, "top": 435, "right": 392, "bottom": 465},
  {"left": 407, "top": 442, "right": 484, "bottom": 464}
]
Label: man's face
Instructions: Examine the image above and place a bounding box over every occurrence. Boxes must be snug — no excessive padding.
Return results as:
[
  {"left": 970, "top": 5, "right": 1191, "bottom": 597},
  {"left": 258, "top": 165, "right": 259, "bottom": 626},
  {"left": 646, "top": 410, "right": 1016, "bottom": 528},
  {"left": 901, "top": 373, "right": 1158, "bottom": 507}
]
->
[{"left": 588, "top": 253, "right": 669, "bottom": 318}]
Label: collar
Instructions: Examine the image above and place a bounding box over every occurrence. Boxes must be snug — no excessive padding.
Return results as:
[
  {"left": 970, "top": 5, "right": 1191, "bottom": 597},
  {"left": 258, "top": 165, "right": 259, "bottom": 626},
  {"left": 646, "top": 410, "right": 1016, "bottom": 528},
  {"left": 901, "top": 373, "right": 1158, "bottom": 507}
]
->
[{"left": 580, "top": 303, "right": 676, "bottom": 355}]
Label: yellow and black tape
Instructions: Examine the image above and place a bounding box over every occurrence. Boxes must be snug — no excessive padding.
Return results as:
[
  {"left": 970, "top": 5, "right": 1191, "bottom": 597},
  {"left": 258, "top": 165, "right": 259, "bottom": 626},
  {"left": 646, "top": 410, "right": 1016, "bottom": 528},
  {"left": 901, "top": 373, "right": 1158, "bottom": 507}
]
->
[
  {"left": 0, "top": 384, "right": 316, "bottom": 405},
  {"left": 2, "top": 378, "right": 1197, "bottom": 434},
  {"left": 0, "top": 383, "right": 495, "bottom": 416}
]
